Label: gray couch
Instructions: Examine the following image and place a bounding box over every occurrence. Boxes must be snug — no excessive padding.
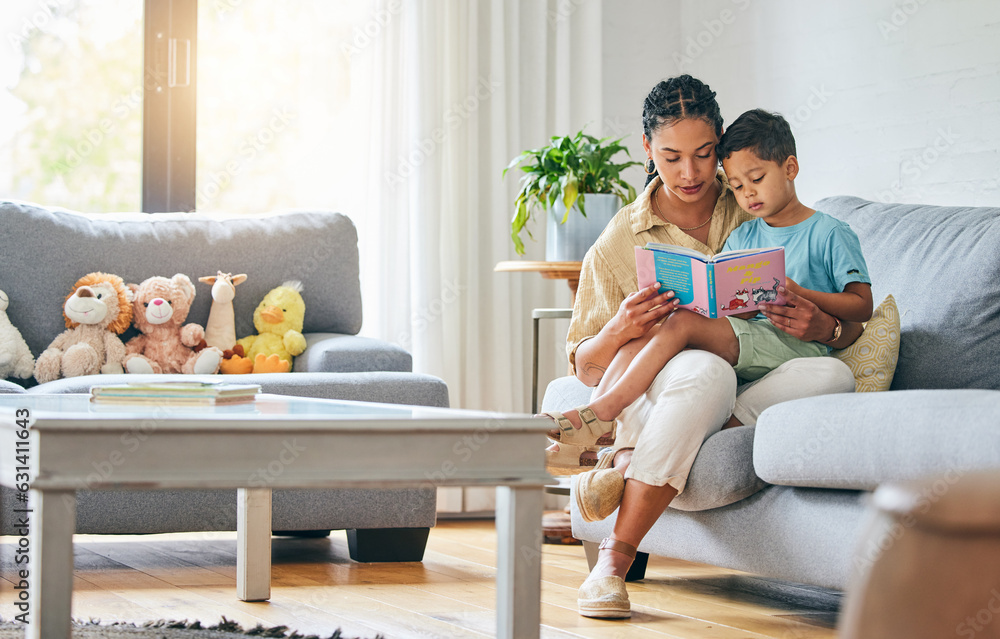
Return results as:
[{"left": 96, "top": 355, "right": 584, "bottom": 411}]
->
[
  {"left": 544, "top": 196, "right": 1000, "bottom": 590},
  {"left": 0, "top": 200, "right": 447, "bottom": 561}
]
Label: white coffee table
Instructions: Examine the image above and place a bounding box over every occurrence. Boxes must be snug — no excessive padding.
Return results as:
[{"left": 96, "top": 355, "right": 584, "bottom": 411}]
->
[{"left": 0, "top": 394, "right": 551, "bottom": 639}]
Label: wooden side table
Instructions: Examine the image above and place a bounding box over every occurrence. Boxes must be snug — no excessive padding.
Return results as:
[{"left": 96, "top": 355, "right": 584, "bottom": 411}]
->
[
  {"left": 494, "top": 260, "right": 583, "bottom": 306},
  {"left": 495, "top": 261, "right": 583, "bottom": 407}
]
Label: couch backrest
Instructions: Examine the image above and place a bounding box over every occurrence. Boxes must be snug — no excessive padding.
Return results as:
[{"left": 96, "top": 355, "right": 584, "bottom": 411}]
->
[
  {"left": 817, "top": 196, "right": 1000, "bottom": 391},
  {"left": 0, "top": 201, "right": 363, "bottom": 359}
]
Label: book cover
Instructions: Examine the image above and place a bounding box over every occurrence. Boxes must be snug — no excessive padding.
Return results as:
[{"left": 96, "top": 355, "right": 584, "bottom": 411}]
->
[{"left": 635, "top": 244, "right": 786, "bottom": 318}]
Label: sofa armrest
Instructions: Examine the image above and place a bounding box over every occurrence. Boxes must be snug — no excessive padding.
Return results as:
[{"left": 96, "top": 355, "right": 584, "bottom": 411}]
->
[
  {"left": 0, "top": 380, "right": 26, "bottom": 394},
  {"left": 294, "top": 333, "right": 412, "bottom": 373},
  {"left": 540, "top": 375, "right": 592, "bottom": 412},
  {"left": 754, "top": 389, "right": 1000, "bottom": 490}
]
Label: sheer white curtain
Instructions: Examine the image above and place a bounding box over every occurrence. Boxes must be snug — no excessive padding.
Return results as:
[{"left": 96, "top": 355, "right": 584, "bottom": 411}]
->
[{"left": 351, "top": 0, "right": 603, "bottom": 415}]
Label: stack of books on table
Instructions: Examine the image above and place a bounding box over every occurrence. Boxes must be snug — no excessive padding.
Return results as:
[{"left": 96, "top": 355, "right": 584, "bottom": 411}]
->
[{"left": 90, "top": 381, "right": 262, "bottom": 406}]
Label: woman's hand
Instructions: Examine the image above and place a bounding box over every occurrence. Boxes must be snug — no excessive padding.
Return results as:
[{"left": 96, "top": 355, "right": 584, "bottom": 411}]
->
[
  {"left": 759, "top": 285, "right": 836, "bottom": 343},
  {"left": 610, "top": 283, "right": 678, "bottom": 343}
]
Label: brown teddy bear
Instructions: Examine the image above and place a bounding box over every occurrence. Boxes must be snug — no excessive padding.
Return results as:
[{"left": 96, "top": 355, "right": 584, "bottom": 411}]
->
[
  {"left": 123, "top": 274, "right": 223, "bottom": 375},
  {"left": 34, "top": 272, "right": 134, "bottom": 384}
]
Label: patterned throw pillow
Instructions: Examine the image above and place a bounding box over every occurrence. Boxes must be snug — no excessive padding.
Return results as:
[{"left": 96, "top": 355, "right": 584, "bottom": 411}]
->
[{"left": 832, "top": 294, "right": 901, "bottom": 392}]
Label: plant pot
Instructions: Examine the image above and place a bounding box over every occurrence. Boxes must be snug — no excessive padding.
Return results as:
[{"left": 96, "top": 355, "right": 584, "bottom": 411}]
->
[{"left": 545, "top": 194, "right": 620, "bottom": 262}]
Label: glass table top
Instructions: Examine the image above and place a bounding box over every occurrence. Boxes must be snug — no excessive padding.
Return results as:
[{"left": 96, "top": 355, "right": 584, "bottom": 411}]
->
[{"left": 0, "top": 393, "right": 528, "bottom": 423}]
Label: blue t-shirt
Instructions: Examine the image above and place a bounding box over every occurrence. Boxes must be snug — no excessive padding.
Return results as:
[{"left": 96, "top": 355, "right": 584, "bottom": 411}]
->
[{"left": 721, "top": 211, "right": 871, "bottom": 296}]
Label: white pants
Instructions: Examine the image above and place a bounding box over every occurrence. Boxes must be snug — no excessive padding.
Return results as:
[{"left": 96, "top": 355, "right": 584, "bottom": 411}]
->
[{"left": 614, "top": 350, "right": 855, "bottom": 492}]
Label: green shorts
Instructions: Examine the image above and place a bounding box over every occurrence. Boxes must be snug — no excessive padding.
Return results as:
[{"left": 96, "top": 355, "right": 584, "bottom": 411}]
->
[{"left": 726, "top": 317, "right": 828, "bottom": 382}]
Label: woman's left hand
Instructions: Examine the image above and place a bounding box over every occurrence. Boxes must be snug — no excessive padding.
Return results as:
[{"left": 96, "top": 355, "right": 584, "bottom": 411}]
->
[{"left": 759, "top": 286, "right": 836, "bottom": 343}]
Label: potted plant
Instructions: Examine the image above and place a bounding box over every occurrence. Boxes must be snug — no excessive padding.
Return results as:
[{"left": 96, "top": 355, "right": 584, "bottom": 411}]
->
[{"left": 503, "top": 130, "right": 642, "bottom": 258}]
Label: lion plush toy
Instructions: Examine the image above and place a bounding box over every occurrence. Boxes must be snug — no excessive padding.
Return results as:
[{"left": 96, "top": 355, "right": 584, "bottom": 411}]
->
[
  {"left": 34, "top": 272, "right": 134, "bottom": 384},
  {"left": 123, "top": 274, "right": 223, "bottom": 375}
]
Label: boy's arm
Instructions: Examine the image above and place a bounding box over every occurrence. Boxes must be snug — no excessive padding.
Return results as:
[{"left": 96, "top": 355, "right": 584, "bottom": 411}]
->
[{"left": 785, "top": 279, "right": 873, "bottom": 323}]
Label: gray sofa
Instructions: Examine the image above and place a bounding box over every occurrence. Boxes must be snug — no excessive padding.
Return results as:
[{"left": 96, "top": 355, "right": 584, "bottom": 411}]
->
[
  {"left": 544, "top": 196, "right": 1000, "bottom": 590},
  {"left": 0, "top": 200, "right": 447, "bottom": 561}
]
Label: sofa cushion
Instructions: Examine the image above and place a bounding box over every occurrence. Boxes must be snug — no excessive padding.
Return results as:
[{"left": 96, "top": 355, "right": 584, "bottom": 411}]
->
[
  {"left": 832, "top": 294, "right": 901, "bottom": 392},
  {"left": 818, "top": 196, "right": 1000, "bottom": 391},
  {"left": 26, "top": 372, "right": 450, "bottom": 407},
  {"left": 0, "top": 201, "right": 363, "bottom": 363},
  {"left": 295, "top": 333, "right": 412, "bottom": 373},
  {"left": 754, "top": 390, "right": 1000, "bottom": 490},
  {"left": 671, "top": 425, "right": 768, "bottom": 511}
]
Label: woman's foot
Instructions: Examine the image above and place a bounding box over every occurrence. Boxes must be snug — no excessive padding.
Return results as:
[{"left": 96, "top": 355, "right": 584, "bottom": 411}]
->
[
  {"left": 537, "top": 405, "right": 617, "bottom": 446},
  {"left": 611, "top": 448, "right": 632, "bottom": 475},
  {"left": 573, "top": 448, "right": 632, "bottom": 522},
  {"left": 590, "top": 537, "right": 636, "bottom": 581},
  {"left": 578, "top": 537, "right": 637, "bottom": 618}
]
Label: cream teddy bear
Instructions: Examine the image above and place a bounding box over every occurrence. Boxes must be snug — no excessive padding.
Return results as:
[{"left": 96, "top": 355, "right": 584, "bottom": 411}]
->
[{"left": 123, "top": 274, "right": 223, "bottom": 375}]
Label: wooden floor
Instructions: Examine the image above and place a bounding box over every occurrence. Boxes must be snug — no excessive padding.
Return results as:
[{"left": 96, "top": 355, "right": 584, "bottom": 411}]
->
[{"left": 0, "top": 519, "right": 839, "bottom": 638}]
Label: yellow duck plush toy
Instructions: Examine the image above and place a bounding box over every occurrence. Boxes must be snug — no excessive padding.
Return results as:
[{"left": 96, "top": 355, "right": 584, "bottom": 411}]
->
[{"left": 224, "top": 280, "right": 307, "bottom": 374}]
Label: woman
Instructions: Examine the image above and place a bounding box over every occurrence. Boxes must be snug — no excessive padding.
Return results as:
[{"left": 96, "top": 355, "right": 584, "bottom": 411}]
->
[{"left": 562, "top": 75, "right": 861, "bottom": 619}]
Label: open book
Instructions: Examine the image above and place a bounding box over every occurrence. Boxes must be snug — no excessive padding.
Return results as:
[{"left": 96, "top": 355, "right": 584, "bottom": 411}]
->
[{"left": 635, "top": 243, "right": 786, "bottom": 318}]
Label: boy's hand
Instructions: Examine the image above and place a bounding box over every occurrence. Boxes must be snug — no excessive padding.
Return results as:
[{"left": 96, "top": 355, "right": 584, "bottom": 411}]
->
[
  {"left": 760, "top": 286, "right": 836, "bottom": 342},
  {"left": 783, "top": 277, "right": 803, "bottom": 296}
]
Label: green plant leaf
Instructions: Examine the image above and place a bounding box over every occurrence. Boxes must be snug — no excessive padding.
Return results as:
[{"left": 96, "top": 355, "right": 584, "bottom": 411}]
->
[
  {"left": 503, "top": 128, "right": 641, "bottom": 253},
  {"left": 561, "top": 174, "right": 579, "bottom": 221}
]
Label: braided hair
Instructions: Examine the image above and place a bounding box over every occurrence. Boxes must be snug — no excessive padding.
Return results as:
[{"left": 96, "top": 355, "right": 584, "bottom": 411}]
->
[{"left": 642, "top": 75, "right": 723, "bottom": 187}]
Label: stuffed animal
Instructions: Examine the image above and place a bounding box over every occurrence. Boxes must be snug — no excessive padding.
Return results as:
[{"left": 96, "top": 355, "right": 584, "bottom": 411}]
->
[
  {"left": 228, "top": 281, "right": 306, "bottom": 374},
  {"left": 123, "top": 274, "right": 223, "bottom": 375},
  {"left": 0, "top": 289, "right": 35, "bottom": 380},
  {"left": 198, "top": 271, "right": 247, "bottom": 351},
  {"left": 34, "top": 272, "right": 134, "bottom": 384}
]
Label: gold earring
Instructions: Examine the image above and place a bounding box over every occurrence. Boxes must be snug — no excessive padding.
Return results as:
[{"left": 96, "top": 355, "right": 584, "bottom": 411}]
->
[{"left": 644, "top": 158, "right": 656, "bottom": 175}]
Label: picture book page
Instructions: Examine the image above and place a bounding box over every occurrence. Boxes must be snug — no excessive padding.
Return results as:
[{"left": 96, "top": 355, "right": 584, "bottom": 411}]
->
[
  {"left": 635, "top": 246, "right": 711, "bottom": 315},
  {"left": 713, "top": 247, "right": 786, "bottom": 317}
]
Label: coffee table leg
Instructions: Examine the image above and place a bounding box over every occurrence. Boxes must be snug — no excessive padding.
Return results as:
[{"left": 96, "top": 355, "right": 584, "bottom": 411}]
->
[
  {"left": 28, "top": 489, "right": 75, "bottom": 639},
  {"left": 495, "top": 485, "right": 543, "bottom": 639},
  {"left": 237, "top": 487, "right": 271, "bottom": 601}
]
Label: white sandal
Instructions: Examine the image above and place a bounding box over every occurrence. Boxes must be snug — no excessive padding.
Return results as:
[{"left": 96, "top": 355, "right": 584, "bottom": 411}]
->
[
  {"left": 545, "top": 441, "right": 601, "bottom": 475},
  {"left": 540, "top": 405, "right": 616, "bottom": 446}
]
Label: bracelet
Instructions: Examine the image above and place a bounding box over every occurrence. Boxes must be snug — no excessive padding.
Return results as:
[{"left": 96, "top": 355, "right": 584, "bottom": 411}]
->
[{"left": 827, "top": 317, "right": 842, "bottom": 343}]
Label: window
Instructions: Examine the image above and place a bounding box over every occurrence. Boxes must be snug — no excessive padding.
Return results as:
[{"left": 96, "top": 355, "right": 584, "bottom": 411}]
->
[
  {"left": 1, "top": 0, "right": 369, "bottom": 214},
  {"left": 1, "top": 0, "right": 144, "bottom": 212},
  {"left": 195, "top": 0, "right": 368, "bottom": 215}
]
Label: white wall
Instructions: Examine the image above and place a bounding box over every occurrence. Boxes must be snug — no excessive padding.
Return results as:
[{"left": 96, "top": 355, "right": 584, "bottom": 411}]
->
[{"left": 602, "top": 0, "right": 1000, "bottom": 207}]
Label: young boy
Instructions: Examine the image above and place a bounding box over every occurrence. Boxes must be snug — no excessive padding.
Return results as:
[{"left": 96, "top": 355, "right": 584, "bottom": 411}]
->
[{"left": 544, "top": 109, "right": 872, "bottom": 449}]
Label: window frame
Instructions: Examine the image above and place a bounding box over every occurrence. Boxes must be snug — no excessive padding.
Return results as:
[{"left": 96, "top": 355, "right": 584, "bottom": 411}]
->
[{"left": 142, "top": 0, "right": 197, "bottom": 212}]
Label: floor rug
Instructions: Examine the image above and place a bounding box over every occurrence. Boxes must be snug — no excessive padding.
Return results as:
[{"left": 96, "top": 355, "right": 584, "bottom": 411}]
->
[{"left": 0, "top": 619, "right": 382, "bottom": 639}]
